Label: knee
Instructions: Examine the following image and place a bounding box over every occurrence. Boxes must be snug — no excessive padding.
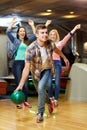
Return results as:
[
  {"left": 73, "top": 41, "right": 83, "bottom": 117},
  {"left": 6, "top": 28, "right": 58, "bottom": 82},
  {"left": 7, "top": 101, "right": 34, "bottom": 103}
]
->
[{"left": 38, "top": 87, "right": 44, "bottom": 95}]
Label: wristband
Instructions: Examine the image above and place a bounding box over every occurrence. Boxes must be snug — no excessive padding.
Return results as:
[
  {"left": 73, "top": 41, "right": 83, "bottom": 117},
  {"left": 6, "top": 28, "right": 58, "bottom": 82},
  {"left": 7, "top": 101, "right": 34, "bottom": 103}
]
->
[{"left": 70, "top": 32, "right": 73, "bottom": 36}]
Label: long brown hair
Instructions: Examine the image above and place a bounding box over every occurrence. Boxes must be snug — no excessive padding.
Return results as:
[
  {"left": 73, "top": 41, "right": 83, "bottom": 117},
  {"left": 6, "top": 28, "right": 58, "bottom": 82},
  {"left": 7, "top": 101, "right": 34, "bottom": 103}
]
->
[{"left": 16, "top": 26, "right": 29, "bottom": 45}]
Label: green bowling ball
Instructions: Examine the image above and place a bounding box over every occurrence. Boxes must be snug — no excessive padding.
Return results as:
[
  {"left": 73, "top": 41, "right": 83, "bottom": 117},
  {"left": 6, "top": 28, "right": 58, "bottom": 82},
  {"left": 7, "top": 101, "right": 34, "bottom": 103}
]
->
[{"left": 11, "top": 91, "right": 25, "bottom": 104}]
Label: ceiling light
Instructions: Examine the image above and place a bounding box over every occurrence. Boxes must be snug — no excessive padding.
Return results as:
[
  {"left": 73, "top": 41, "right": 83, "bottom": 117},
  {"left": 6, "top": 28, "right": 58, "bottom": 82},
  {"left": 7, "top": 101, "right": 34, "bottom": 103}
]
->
[
  {"left": 46, "top": 9, "right": 52, "bottom": 12},
  {"left": 70, "top": 12, "right": 74, "bottom": 14},
  {"left": 37, "top": 12, "right": 52, "bottom": 16},
  {"left": 61, "top": 15, "right": 79, "bottom": 19}
]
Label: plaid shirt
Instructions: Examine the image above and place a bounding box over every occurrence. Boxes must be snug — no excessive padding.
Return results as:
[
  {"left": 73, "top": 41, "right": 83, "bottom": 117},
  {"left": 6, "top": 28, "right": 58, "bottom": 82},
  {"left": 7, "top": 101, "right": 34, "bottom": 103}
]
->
[{"left": 25, "top": 40, "right": 56, "bottom": 81}]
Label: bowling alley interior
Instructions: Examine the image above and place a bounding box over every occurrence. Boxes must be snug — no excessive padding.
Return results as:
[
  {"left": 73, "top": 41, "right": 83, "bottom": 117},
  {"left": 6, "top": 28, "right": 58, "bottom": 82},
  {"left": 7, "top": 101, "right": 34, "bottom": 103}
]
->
[{"left": 0, "top": 0, "right": 87, "bottom": 130}]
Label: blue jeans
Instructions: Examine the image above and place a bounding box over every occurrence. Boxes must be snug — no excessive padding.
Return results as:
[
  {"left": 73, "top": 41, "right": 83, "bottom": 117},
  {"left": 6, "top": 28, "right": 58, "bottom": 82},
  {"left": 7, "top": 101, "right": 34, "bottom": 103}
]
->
[
  {"left": 33, "top": 70, "right": 51, "bottom": 114},
  {"left": 13, "top": 60, "right": 29, "bottom": 102},
  {"left": 48, "top": 60, "right": 62, "bottom": 100}
]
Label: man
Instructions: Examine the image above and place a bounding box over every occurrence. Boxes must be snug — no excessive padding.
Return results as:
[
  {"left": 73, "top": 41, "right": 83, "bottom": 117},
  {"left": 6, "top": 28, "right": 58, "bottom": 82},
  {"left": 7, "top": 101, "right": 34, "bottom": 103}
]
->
[{"left": 16, "top": 24, "right": 69, "bottom": 123}]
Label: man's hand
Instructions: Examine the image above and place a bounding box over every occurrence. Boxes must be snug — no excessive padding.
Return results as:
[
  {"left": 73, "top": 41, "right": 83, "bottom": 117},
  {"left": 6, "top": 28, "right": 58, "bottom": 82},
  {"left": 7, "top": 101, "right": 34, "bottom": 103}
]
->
[{"left": 15, "top": 85, "right": 23, "bottom": 91}]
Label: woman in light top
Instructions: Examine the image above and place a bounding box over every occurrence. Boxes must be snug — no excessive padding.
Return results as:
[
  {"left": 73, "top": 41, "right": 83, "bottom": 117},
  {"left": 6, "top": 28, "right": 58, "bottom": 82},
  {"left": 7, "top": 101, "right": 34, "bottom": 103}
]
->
[{"left": 48, "top": 24, "right": 81, "bottom": 107}]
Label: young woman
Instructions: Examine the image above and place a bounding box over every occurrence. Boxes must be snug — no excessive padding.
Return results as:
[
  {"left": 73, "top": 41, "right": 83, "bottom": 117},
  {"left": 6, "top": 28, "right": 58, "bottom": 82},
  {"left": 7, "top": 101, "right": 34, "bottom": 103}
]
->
[
  {"left": 47, "top": 24, "right": 81, "bottom": 107},
  {"left": 6, "top": 17, "right": 36, "bottom": 109}
]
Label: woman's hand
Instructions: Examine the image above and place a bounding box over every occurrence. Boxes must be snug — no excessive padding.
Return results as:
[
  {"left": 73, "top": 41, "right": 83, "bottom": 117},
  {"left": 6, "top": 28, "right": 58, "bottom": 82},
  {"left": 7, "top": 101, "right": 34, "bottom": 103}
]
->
[
  {"left": 63, "top": 57, "right": 70, "bottom": 70},
  {"left": 28, "top": 19, "right": 34, "bottom": 26},
  {"left": 8, "top": 17, "right": 17, "bottom": 30},
  {"left": 71, "top": 24, "right": 81, "bottom": 34},
  {"left": 11, "top": 17, "right": 17, "bottom": 24},
  {"left": 45, "top": 20, "right": 52, "bottom": 27},
  {"left": 74, "top": 24, "right": 81, "bottom": 30},
  {"left": 28, "top": 19, "right": 36, "bottom": 34}
]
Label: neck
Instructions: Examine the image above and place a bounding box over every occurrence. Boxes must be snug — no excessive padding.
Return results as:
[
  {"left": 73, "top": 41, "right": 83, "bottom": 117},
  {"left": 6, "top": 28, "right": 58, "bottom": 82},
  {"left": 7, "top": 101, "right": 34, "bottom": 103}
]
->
[
  {"left": 20, "top": 38, "right": 24, "bottom": 43},
  {"left": 37, "top": 39, "right": 45, "bottom": 47}
]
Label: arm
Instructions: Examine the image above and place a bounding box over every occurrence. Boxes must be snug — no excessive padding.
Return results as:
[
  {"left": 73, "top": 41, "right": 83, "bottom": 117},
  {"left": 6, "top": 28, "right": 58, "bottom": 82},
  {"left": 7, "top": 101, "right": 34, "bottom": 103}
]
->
[
  {"left": 16, "top": 62, "right": 30, "bottom": 91},
  {"left": 28, "top": 19, "right": 36, "bottom": 43},
  {"left": 29, "top": 34, "right": 36, "bottom": 43},
  {"left": 8, "top": 17, "right": 17, "bottom": 30},
  {"left": 6, "top": 17, "right": 17, "bottom": 43},
  {"left": 28, "top": 19, "right": 36, "bottom": 34},
  {"left": 54, "top": 46, "right": 70, "bottom": 68},
  {"left": 57, "top": 24, "right": 81, "bottom": 49},
  {"left": 28, "top": 19, "right": 52, "bottom": 33},
  {"left": 45, "top": 20, "right": 52, "bottom": 27},
  {"left": 70, "top": 24, "right": 81, "bottom": 34}
]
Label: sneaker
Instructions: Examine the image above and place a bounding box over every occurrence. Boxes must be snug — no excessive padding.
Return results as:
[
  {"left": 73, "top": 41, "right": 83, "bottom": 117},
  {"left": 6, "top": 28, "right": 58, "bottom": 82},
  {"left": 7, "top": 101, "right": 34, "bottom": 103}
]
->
[
  {"left": 16, "top": 104, "right": 23, "bottom": 109},
  {"left": 24, "top": 102, "right": 32, "bottom": 108},
  {"left": 50, "top": 98, "right": 55, "bottom": 107},
  {"left": 48, "top": 102, "right": 53, "bottom": 114},
  {"left": 54, "top": 101, "right": 58, "bottom": 107},
  {"left": 36, "top": 113, "right": 43, "bottom": 123},
  {"left": 50, "top": 97, "right": 54, "bottom": 101}
]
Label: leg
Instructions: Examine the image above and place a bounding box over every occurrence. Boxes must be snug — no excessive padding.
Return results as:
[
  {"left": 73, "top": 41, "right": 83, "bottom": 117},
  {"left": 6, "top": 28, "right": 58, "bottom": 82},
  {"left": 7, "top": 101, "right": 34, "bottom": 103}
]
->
[
  {"left": 38, "top": 70, "right": 51, "bottom": 114},
  {"left": 54, "top": 60, "right": 62, "bottom": 106},
  {"left": 33, "top": 70, "right": 51, "bottom": 122},
  {"left": 13, "top": 61, "right": 23, "bottom": 87},
  {"left": 47, "top": 71, "right": 54, "bottom": 100},
  {"left": 23, "top": 80, "right": 29, "bottom": 102},
  {"left": 13, "top": 61, "right": 30, "bottom": 108}
]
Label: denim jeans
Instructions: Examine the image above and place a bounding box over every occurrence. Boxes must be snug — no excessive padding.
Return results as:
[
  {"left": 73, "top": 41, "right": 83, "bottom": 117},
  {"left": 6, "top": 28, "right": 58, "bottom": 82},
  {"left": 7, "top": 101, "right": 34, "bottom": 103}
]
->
[
  {"left": 33, "top": 70, "right": 51, "bottom": 114},
  {"left": 48, "top": 60, "right": 62, "bottom": 100},
  {"left": 13, "top": 60, "right": 29, "bottom": 102}
]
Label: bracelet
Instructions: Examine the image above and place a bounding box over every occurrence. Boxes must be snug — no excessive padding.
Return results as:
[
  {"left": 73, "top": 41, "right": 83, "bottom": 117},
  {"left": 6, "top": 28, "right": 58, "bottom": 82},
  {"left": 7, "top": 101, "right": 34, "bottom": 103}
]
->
[{"left": 70, "top": 32, "right": 73, "bottom": 36}]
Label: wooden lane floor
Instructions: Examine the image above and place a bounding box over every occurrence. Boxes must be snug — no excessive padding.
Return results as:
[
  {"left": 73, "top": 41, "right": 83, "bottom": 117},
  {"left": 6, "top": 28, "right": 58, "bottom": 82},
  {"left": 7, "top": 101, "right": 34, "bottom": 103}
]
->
[{"left": 0, "top": 95, "right": 87, "bottom": 130}]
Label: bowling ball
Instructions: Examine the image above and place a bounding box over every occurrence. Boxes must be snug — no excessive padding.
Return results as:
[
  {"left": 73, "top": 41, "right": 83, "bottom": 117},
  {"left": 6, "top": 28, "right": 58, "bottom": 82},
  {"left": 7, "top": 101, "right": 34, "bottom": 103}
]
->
[{"left": 10, "top": 91, "right": 25, "bottom": 104}]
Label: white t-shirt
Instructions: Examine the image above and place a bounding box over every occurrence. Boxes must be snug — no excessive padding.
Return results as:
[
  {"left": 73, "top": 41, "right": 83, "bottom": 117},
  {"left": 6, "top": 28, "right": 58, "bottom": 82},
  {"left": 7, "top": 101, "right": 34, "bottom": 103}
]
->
[{"left": 38, "top": 45, "right": 48, "bottom": 64}]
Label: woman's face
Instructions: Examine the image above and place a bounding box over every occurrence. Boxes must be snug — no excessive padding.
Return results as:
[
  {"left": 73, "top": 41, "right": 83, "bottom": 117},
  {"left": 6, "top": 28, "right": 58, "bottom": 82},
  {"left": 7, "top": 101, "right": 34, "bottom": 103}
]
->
[
  {"left": 18, "top": 28, "right": 26, "bottom": 40},
  {"left": 49, "top": 31, "right": 57, "bottom": 42}
]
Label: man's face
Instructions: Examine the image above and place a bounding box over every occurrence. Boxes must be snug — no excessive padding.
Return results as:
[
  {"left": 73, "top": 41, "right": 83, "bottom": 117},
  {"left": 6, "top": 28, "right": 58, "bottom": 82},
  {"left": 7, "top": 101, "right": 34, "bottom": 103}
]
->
[{"left": 36, "top": 28, "right": 48, "bottom": 43}]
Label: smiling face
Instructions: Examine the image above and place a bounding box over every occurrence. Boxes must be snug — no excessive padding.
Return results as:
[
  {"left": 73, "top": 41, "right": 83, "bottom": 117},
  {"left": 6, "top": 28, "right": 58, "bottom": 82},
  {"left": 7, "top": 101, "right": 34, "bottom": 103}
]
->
[
  {"left": 36, "top": 24, "right": 48, "bottom": 46},
  {"left": 49, "top": 29, "right": 60, "bottom": 42},
  {"left": 17, "top": 27, "right": 26, "bottom": 40},
  {"left": 49, "top": 31, "right": 57, "bottom": 42},
  {"left": 37, "top": 28, "right": 48, "bottom": 42}
]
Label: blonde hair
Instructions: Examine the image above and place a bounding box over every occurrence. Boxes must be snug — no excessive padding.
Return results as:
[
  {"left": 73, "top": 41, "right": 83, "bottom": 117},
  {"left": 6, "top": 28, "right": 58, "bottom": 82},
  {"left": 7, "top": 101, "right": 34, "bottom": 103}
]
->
[{"left": 49, "top": 29, "right": 60, "bottom": 42}]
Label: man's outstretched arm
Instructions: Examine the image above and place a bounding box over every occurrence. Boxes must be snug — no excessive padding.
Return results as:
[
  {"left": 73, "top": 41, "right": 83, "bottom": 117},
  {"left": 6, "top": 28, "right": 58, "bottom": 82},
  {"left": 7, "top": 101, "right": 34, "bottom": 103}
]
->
[{"left": 15, "top": 62, "right": 30, "bottom": 91}]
